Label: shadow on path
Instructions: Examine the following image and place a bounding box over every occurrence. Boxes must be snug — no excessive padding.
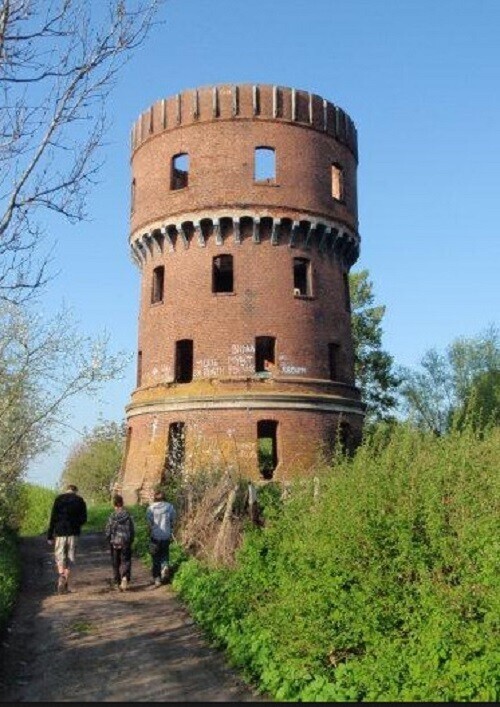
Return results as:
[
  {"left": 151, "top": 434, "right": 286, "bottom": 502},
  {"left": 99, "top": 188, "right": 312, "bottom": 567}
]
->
[{"left": 0, "top": 533, "right": 266, "bottom": 702}]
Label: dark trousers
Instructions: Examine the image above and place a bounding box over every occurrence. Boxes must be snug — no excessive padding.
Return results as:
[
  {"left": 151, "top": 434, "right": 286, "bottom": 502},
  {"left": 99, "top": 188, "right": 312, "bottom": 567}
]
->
[
  {"left": 151, "top": 539, "right": 170, "bottom": 579},
  {"left": 110, "top": 544, "right": 132, "bottom": 583}
]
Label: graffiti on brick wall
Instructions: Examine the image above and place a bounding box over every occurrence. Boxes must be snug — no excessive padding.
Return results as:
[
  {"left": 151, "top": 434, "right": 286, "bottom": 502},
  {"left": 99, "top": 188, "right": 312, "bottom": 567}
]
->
[
  {"left": 194, "top": 358, "right": 225, "bottom": 378},
  {"left": 150, "top": 364, "right": 173, "bottom": 383},
  {"left": 278, "top": 354, "right": 307, "bottom": 376},
  {"left": 227, "top": 342, "right": 255, "bottom": 376}
]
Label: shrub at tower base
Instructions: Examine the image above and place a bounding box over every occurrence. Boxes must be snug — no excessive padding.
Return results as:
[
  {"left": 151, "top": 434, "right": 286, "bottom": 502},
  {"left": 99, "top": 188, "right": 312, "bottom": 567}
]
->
[{"left": 172, "top": 423, "right": 499, "bottom": 702}]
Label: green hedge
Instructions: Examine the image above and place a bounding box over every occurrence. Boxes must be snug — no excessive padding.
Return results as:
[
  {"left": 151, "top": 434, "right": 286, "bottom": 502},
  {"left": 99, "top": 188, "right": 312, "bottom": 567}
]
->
[
  {"left": 173, "top": 424, "right": 500, "bottom": 702},
  {"left": 0, "top": 528, "right": 21, "bottom": 630}
]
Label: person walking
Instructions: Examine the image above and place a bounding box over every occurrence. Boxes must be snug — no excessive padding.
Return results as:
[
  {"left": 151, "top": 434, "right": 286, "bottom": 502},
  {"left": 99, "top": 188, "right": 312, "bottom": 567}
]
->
[
  {"left": 47, "top": 484, "right": 87, "bottom": 594},
  {"left": 146, "top": 489, "right": 176, "bottom": 588},
  {"left": 104, "top": 494, "right": 135, "bottom": 591}
]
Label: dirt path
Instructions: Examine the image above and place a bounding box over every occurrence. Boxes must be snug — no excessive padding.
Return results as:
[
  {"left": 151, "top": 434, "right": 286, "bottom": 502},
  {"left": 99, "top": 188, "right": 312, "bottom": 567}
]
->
[{"left": 0, "top": 533, "right": 265, "bottom": 702}]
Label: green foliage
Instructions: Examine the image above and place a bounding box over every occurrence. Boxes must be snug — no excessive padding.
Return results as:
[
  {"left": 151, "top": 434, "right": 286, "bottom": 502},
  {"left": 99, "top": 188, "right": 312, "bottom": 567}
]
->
[
  {"left": 349, "top": 269, "right": 400, "bottom": 422},
  {"left": 401, "top": 324, "right": 499, "bottom": 435},
  {"left": 59, "top": 420, "right": 126, "bottom": 504},
  {"left": 0, "top": 527, "right": 21, "bottom": 632},
  {"left": 173, "top": 424, "right": 500, "bottom": 701},
  {"left": 17, "top": 483, "right": 57, "bottom": 537}
]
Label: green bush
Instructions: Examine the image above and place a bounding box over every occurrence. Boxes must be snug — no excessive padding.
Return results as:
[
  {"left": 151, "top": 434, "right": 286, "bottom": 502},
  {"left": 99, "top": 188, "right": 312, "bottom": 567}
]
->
[
  {"left": 173, "top": 424, "right": 500, "bottom": 701},
  {"left": 17, "top": 483, "right": 57, "bottom": 537},
  {"left": 0, "top": 528, "right": 21, "bottom": 631}
]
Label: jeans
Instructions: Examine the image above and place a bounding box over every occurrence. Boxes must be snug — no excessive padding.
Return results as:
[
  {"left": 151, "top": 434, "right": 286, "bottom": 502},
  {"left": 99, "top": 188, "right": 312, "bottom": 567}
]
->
[
  {"left": 150, "top": 539, "right": 170, "bottom": 579},
  {"left": 110, "top": 544, "right": 132, "bottom": 584}
]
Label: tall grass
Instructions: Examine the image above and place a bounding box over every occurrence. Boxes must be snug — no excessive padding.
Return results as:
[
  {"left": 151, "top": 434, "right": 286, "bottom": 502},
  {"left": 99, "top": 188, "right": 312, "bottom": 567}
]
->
[{"left": 173, "top": 423, "right": 500, "bottom": 701}]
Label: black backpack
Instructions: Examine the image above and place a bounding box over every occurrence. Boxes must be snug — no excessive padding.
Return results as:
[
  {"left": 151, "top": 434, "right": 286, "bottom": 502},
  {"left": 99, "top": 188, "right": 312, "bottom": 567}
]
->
[{"left": 110, "top": 515, "right": 132, "bottom": 549}]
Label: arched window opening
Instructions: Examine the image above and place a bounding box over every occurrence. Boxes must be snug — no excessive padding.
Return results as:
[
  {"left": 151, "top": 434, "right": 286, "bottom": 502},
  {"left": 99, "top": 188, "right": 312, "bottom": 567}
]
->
[
  {"left": 257, "top": 420, "right": 278, "bottom": 479},
  {"left": 171, "top": 153, "right": 189, "bottom": 190},
  {"left": 175, "top": 339, "right": 193, "bottom": 383},
  {"left": 254, "top": 147, "right": 276, "bottom": 182},
  {"left": 293, "top": 257, "right": 311, "bottom": 296},
  {"left": 212, "top": 254, "right": 234, "bottom": 293},
  {"left": 255, "top": 336, "right": 275, "bottom": 373},
  {"left": 151, "top": 265, "right": 165, "bottom": 304}
]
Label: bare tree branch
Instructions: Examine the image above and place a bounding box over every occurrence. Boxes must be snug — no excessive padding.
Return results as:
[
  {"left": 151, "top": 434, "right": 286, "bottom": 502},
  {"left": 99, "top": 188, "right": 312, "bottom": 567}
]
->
[{"left": 0, "top": 0, "right": 163, "bottom": 302}]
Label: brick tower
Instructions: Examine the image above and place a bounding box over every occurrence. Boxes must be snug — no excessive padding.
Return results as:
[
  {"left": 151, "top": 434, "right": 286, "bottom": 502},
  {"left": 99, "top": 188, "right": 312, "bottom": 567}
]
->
[{"left": 119, "top": 83, "right": 364, "bottom": 503}]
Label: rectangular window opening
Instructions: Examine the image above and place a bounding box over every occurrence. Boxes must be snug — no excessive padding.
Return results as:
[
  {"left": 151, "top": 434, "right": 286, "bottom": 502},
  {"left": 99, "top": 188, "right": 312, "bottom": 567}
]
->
[
  {"left": 212, "top": 254, "right": 234, "bottom": 293},
  {"left": 151, "top": 265, "right": 165, "bottom": 303},
  {"left": 163, "top": 421, "right": 185, "bottom": 479},
  {"left": 171, "top": 153, "right": 189, "bottom": 190},
  {"left": 328, "top": 342, "right": 341, "bottom": 381},
  {"left": 136, "top": 350, "right": 142, "bottom": 387},
  {"left": 293, "top": 257, "right": 311, "bottom": 296},
  {"left": 131, "top": 178, "right": 136, "bottom": 212},
  {"left": 254, "top": 147, "right": 276, "bottom": 182},
  {"left": 331, "top": 163, "right": 344, "bottom": 201},
  {"left": 257, "top": 420, "right": 278, "bottom": 480},
  {"left": 255, "top": 336, "right": 275, "bottom": 373},
  {"left": 343, "top": 272, "right": 351, "bottom": 311},
  {"left": 175, "top": 339, "right": 193, "bottom": 383}
]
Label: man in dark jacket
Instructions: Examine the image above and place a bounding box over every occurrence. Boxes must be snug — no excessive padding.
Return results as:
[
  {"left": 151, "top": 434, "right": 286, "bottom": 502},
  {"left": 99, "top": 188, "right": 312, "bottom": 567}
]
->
[{"left": 47, "top": 484, "right": 87, "bottom": 594}]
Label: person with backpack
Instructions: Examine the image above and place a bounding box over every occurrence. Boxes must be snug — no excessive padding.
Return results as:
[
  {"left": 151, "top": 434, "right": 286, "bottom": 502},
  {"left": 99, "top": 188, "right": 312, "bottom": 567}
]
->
[
  {"left": 105, "top": 494, "right": 135, "bottom": 591},
  {"left": 146, "top": 489, "right": 176, "bottom": 587}
]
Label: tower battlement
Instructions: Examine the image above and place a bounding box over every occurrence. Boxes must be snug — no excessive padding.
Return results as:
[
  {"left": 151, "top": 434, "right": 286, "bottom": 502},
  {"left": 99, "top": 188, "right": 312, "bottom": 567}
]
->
[{"left": 131, "top": 84, "right": 358, "bottom": 159}]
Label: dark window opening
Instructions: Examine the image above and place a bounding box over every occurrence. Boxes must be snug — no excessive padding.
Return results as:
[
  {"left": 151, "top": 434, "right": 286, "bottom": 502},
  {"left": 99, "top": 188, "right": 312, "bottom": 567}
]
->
[
  {"left": 255, "top": 336, "right": 275, "bottom": 373},
  {"left": 131, "top": 178, "right": 136, "bottom": 212},
  {"left": 151, "top": 265, "right": 165, "bottom": 303},
  {"left": 338, "top": 421, "right": 354, "bottom": 456},
  {"left": 328, "top": 342, "right": 341, "bottom": 381},
  {"left": 171, "top": 153, "right": 189, "bottom": 190},
  {"left": 331, "top": 163, "right": 344, "bottom": 201},
  {"left": 293, "top": 257, "right": 311, "bottom": 296},
  {"left": 175, "top": 339, "right": 193, "bottom": 383},
  {"left": 257, "top": 420, "right": 278, "bottom": 479},
  {"left": 212, "top": 254, "right": 234, "bottom": 293},
  {"left": 136, "top": 350, "right": 142, "bottom": 387},
  {"left": 343, "top": 272, "right": 351, "bottom": 311},
  {"left": 254, "top": 147, "right": 276, "bottom": 182},
  {"left": 163, "top": 422, "right": 185, "bottom": 479}
]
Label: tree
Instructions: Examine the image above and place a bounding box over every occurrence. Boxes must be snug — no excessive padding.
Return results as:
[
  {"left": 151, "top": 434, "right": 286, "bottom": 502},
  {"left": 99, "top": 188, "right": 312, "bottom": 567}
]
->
[
  {"left": 59, "top": 420, "right": 126, "bottom": 504},
  {"left": 400, "top": 324, "right": 499, "bottom": 435},
  {"left": 0, "top": 0, "right": 163, "bottom": 301},
  {"left": 0, "top": 0, "right": 162, "bottom": 527},
  {"left": 0, "top": 301, "right": 128, "bottom": 526},
  {"left": 349, "top": 269, "right": 400, "bottom": 422},
  {"left": 456, "top": 369, "right": 500, "bottom": 432}
]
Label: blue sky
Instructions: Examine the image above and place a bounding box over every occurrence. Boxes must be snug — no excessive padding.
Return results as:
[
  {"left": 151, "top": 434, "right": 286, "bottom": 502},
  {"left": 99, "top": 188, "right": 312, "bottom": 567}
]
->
[{"left": 27, "top": 0, "right": 500, "bottom": 488}]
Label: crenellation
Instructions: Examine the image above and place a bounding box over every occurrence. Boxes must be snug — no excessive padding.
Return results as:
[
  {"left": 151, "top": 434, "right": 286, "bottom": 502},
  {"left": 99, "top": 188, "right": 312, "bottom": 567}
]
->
[{"left": 130, "top": 84, "right": 358, "bottom": 157}]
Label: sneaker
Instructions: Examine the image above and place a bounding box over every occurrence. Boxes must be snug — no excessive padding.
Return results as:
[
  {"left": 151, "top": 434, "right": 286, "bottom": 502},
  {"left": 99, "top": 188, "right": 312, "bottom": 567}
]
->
[
  {"left": 57, "top": 575, "right": 68, "bottom": 595},
  {"left": 160, "top": 566, "right": 170, "bottom": 583},
  {"left": 154, "top": 577, "right": 162, "bottom": 588},
  {"left": 120, "top": 577, "right": 128, "bottom": 591}
]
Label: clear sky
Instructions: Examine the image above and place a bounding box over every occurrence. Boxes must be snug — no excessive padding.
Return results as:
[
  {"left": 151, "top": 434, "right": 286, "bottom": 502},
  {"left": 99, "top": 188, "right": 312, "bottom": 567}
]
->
[{"left": 27, "top": 0, "right": 500, "bottom": 489}]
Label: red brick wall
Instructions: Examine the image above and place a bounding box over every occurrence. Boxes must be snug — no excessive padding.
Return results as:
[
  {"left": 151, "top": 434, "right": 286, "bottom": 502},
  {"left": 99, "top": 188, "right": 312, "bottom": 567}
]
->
[{"left": 119, "top": 84, "right": 365, "bottom": 504}]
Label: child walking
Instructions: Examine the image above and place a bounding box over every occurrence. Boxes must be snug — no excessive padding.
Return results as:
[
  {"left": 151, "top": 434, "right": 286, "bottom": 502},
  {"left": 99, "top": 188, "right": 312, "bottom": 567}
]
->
[{"left": 105, "top": 494, "right": 135, "bottom": 591}]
